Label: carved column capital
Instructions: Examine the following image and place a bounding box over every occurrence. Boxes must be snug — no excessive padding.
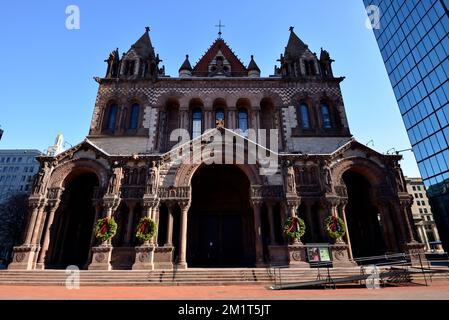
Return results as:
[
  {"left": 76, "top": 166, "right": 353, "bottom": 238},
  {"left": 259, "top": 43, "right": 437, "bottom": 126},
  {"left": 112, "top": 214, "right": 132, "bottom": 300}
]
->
[
  {"left": 178, "top": 199, "right": 191, "bottom": 212},
  {"left": 102, "top": 195, "right": 121, "bottom": 213},
  {"left": 285, "top": 197, "right": 300, "bottom": 210},
  {"left": 143, "top": 197, "right": 160, "bottom": 210}
]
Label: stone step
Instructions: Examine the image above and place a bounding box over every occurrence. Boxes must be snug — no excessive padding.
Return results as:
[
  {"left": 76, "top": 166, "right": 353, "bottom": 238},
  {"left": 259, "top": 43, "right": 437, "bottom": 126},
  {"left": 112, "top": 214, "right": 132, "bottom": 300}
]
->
[{"left": 4, "top": 267, "right": 436, "bottom": 286}]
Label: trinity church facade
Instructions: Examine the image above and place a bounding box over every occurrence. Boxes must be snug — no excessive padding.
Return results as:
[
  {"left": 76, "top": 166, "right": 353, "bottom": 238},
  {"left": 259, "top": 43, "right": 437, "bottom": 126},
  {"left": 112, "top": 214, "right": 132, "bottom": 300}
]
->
[{"left": 9, "top": 27, "right": 423, "bottom": 270}]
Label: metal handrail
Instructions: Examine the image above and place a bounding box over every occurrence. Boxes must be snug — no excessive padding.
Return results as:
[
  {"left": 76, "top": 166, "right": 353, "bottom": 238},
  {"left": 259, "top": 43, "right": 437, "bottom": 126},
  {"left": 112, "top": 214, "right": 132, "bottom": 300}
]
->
[{"left": 269, "top": 251, "right": 449, "bottom": 289}]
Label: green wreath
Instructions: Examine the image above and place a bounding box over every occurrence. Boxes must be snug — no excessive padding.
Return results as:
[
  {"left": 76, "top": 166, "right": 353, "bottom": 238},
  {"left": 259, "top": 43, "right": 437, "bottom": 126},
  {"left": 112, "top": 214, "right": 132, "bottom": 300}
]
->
[
  {"left": 135, "top": 217, "right": 157, "bottom": 241},
  {"left": 94, "top": 217, "right": 117, "bottom": 242},
  {"left": 324, "top": 215, "right": 346, "bottom": 239},
  {"left": 283, "top": 216, "right": 306, "bottom": 240}
]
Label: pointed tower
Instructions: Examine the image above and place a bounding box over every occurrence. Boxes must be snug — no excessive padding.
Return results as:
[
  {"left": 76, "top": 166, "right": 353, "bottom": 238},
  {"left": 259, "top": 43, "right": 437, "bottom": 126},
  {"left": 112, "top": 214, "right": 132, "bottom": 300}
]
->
[
  {"left": 104, "top": 48, "right": 120, "bottom": 78},
  {"left": 179, "top": 54, "right": 193, "bottom": 78},
  {"left": 247, "top": 55, "right": 260, "bottom": 78},
  {"left": 320, "top": 48, "right": 335, "bottom": 78},
  {"left": 112, "top": 27, "right": 164, "bottom": 81},
  {"left": 275, "top": 27, "right": 320, "bottom": 79}
]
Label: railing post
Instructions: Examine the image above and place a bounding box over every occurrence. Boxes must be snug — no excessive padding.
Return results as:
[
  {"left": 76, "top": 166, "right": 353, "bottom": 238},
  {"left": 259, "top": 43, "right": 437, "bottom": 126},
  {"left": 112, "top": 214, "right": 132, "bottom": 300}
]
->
[{"left": 419, "top": 252, "right": 427, "bottom": 286}]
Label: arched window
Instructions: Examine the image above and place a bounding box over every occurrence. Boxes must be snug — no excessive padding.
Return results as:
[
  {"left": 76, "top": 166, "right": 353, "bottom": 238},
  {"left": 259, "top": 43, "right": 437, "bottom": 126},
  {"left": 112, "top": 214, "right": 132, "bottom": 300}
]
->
[
  {"left": 238, "top": 108, "right": 249, "bottom": 136},
  {"left": 299, "top": 103, "right": 310, "bottom": 129},
  {"left": 215, "top": 108, "right": 225, "bottom": 124},
  {"left": 106, "top": 104, "right": 118, "bottom": 131},
  {"left": 192, "top": 108, "right": 202, "bottom": 139},
  {"left": 321, "top": 103, "right": 332, "bottom": 129},
  {"left": 128, "top": 103, "right": 140, "bottom": 130}
]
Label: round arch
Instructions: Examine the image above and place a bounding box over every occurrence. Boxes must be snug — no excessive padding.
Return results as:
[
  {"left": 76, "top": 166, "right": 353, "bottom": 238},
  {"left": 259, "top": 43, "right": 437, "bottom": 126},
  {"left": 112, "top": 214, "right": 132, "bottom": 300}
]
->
[
  {"left": 332, "top": 157, "right": 388, "bottom": 259},
  {"left": 48, "top": 158, "right": 109, "bottom": 190}
]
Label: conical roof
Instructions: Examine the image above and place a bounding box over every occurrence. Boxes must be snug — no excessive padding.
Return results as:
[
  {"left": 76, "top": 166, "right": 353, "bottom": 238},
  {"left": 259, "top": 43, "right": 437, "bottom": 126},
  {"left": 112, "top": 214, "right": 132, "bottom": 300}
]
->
[
  {"left": 285, "top": 26, "right": 308, "bottom": 57},
  {"left": 179, "top": 54, "right": 193, "bottom": 72},
  {"left": 247, "top": 55, "right": 260, "bottom": 72},
  {"left": 130, "top": 27, "right": 155, "bottom": 58}
]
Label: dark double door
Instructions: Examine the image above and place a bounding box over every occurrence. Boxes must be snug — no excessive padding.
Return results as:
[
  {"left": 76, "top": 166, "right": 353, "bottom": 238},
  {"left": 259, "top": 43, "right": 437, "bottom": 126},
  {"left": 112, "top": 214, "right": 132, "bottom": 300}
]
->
[{"left": 195, "top": 213, "right": 243, "bottom": 267}]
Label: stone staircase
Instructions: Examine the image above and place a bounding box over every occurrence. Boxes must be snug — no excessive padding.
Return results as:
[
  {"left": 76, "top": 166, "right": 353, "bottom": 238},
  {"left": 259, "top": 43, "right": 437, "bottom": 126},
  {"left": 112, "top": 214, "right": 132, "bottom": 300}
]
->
[
  {"left": 0, "top": 266, "right": 446, "bottom": 286},
  {"left": 0, "top": 267, "right": 363, "bottom": 286}
]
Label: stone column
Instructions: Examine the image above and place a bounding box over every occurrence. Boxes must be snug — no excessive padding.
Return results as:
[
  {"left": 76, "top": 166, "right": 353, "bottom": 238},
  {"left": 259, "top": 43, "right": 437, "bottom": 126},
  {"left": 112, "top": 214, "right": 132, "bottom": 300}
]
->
[
  {"left": 31, "top": 204, "right": 48, "bottom": 245},
  {"left": 303, "top": 200, "right": 315, "bottom": 242},
  {"left": 227, "top": 107, "right": 236, "bottom": 129},
  {"left": 88, "top": 195, "right": 120, "bottom": 271},
  {"left": 132, "top": 197, "right": 159, "bottom": 270},
  {"left": 86, "top": 201, "right": 102, "bottom": 267},
  {"left": 253, "top": 109, "right": 260, "bottom": 131},
  {"left": 286, "top": 198, "right": 301, "bottom": 244},
  {"left": 284, "top": 197, "right": 309, "bottom": 268},
  {"left": 142, "top": 203, "right": 153, "bottom": 246},
  {"left": 432, "top": 224, "right": 444, "bottom": 252},
  {"left": 317, "top": 201, "right": 330, "bottom": 242},
  {"left": 338, "top": 200, "right": 353, "bottom": 260},
  {"left": 24, "top": 201, "right": 41, "bottom": 245},
  {"left": 165, "top": 203, "right": 174, "bottom": 247},
  {"left": 179, "top": 109, "right": 188, "bottom": 131},
  {"left": 35, "top": 201, "right": 60, "bottom": 269},
  {"left": 8, "top": 197, "right": 46, "bottom": 270},
  {"left": 251, "top": 199, "right": 265, "bottom": 267},
  {"left": 325, "top": 196, "right": 356, "bottom": 267},
  {"left": 400, "top": 198, "right": 418, "bottom": 243},
  {"left": 419, "top": 225, "right": 430, "bottom": 252},
  {"left": 177, "top": 200, "right": 190, "bottom": 269},
  {"left": 124, "top": 202, "right": 136, "bottom": 246},
  {"left": 267, "top": 202, "right": 277, "bottom": 245}
]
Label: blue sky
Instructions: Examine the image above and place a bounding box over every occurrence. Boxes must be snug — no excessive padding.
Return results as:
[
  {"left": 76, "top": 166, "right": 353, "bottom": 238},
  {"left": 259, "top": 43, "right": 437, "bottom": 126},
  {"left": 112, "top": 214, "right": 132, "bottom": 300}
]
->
[{"left": 0, "top": 0, "right": 420, "bottom": 177}]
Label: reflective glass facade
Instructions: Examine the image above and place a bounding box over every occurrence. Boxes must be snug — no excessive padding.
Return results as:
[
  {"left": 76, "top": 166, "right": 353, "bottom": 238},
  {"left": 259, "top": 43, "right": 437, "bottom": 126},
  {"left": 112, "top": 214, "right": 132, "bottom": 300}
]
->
[{"left": 364, "top": 0, "right": 449, "bottom": 251}]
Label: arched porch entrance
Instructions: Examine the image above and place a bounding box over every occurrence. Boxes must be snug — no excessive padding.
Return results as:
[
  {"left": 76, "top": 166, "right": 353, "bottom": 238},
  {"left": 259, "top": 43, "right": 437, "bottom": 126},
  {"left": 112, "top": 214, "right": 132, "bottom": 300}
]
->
[
  {"left": 343, "top": 170, "right": 386, "bottom": 259},
  {"left": 46, "top": 171, "right": 99, "bottom": 269},
  {"left": 187, "top": 164, "right": 255, "bottom": 267}
]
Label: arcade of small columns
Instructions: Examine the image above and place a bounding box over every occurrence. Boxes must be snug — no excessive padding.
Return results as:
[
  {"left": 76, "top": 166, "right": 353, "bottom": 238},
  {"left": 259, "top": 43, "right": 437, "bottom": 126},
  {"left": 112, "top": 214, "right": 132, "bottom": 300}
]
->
[
  {"left": 19, "top": 190, "right": 363, "bottom": 270},
  {"left": 11, "top": 160, "right": 423, "bottom": 271}
]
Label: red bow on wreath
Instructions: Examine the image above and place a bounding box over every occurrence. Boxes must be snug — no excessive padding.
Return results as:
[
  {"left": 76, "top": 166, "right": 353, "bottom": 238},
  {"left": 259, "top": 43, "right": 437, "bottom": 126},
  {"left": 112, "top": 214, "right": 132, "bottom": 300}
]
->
[
  {"left": 288, "top": 219, "right": 297, "bottom": 233},
  {"left": 139, "top": 220, "right": 148, "bottom": 233},
  {"left": 99, "top": 218, "right": 109, "bottom": 234}
]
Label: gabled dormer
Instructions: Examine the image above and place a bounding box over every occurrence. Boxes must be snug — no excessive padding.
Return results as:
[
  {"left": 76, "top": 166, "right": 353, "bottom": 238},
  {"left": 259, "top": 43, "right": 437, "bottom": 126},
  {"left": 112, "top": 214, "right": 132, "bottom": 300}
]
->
[{"left": 191, "top": 38, "right": 248, "bottom": 77}]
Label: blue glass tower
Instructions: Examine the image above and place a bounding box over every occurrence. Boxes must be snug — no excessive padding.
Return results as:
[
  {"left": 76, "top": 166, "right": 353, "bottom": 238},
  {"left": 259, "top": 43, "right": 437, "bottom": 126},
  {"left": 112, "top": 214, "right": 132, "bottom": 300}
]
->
[{"left": 363, "top": 0, "right": 449, "bottom": 251}]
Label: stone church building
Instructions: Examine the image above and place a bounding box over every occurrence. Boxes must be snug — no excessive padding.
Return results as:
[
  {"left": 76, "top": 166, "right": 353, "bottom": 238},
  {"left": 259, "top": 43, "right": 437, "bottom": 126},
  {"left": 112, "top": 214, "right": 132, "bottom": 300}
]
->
[{"left": 9, "top": 27, "right": 423, "bottom": 270}]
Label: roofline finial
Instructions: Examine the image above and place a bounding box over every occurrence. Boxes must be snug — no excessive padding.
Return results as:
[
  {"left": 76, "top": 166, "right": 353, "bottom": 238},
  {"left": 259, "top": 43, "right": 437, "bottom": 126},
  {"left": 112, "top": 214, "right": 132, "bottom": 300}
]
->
[
  {"left": 145, "top": 26, "right": 150, "bottom": 33},
  {"left": 289, "top": 26, "right": 294, "bottom": 32}
]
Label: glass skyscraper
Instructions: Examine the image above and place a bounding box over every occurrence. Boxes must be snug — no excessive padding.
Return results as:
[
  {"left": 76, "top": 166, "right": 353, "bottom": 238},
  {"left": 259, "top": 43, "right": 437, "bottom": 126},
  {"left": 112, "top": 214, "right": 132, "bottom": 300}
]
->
[{"left": 363, "top": 0, "right": 449, "bottom": 251}]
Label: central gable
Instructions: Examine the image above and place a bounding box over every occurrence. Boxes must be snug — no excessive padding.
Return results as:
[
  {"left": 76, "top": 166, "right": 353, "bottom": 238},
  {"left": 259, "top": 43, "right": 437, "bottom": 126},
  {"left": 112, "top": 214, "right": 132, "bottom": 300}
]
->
[{"left": 192, "top": 38, "right": 247, "bottom": 77}]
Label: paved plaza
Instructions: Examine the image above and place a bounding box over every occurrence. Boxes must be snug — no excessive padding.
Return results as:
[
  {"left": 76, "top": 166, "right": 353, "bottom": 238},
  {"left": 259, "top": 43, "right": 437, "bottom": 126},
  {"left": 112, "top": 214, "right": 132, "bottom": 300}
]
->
[{"left": 0, "top": 280, "right": 448, "bottom": 300}]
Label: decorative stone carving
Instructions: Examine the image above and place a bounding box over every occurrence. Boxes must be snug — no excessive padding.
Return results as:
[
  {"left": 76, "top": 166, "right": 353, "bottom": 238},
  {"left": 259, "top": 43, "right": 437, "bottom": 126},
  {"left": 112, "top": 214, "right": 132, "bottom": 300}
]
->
[
  {"left": 15, "top": 253, "right": 25, "bottom": 263},
  {"left": 322, "top": 163, "right": 333, "bottom": 194},
  {"left": 146, "top": 161, "right": 160, "bottom": 195},
  {"left": 132, "top": 245, "right": 155, "bottom": 270},
  {"left": 8, "top": 245, "right": 40, "bottom": 270},
  {"left": 95, "top": 253, "right": 105, "bottom": 263},
  {"left": 32, "top": 162, "right": 52, "bottom": 196},
  {"left": 330, "top": 244, "right": 356, "bottom": 267},
  {"left": 107, "top": 166, "right": 122, "bottom": 196},
  {"left": 287, "top": 245, "right": 309, "bottom": 268},
  {"left": 88, "top": 245, "right": 113, "bottom": 270},
  {"left": 286, "top": 162, "right": 297, "bottom": 194}
]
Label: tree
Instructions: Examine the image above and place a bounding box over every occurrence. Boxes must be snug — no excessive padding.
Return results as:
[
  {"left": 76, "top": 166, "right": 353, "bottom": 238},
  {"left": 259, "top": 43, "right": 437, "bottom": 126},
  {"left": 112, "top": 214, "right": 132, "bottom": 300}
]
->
[{"left": 0, "top": 193, "right": 29, "bottom": 263}]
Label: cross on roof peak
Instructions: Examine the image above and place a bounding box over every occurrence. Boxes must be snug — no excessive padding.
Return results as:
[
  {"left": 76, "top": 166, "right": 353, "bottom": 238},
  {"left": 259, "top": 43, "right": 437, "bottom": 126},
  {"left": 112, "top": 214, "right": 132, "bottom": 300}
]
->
[{"left": 215, "top": 20, "right": 225, "bottom": 39}]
